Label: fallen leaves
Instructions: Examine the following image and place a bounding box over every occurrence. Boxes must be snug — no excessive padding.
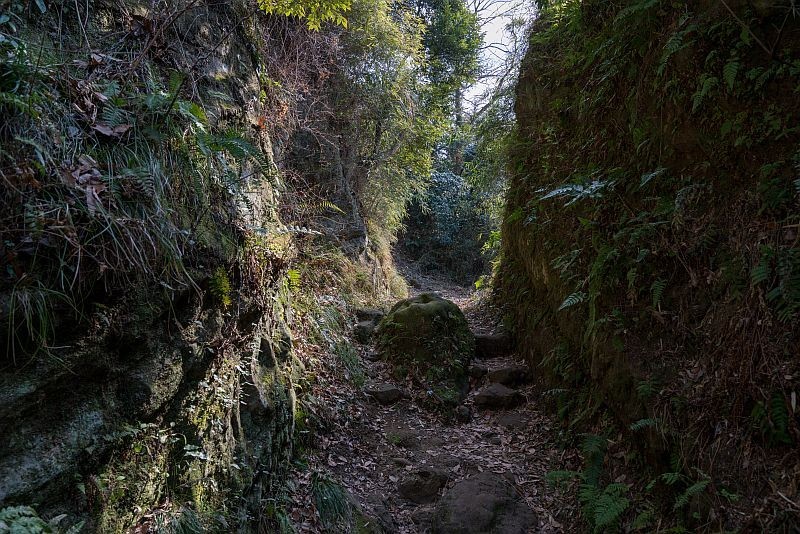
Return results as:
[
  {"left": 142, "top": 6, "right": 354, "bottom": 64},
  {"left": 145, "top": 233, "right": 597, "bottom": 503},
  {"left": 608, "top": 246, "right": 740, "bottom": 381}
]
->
[
  {"left": 61, "top": 155, "right": 107, "bottom": 215},
  {"left": 92, "top": 122, "right": 132, "bottom": 138},
  {"left": 283, "top": 280, "right": 581, "bottom": 533}
]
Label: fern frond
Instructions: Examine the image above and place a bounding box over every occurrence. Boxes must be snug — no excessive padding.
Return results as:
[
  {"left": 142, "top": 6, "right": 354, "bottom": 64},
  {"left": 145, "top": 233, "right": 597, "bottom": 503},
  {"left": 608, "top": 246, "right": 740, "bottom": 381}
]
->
[
  {"left": 593, "top": 483, "right": 630, "bottom": 530},
  {"left": 578, "top": 483, "right": 600, "bottom": 507},
  {"left": 691, "top": 74, "right": 718, "bottom": 113},
  {"left": 319, "top": 200, "right": 346, "bottom": 215},
  {"left": 581, "top": 434, "right": 607, "bottom": 458},
  {"left": 769, "top": 391, "right": 791, "bottom": 444},
  {"left": 660, "top": 472, "right": 682, "bottom": 486},
  {"left": 636, "top": 378, "right": 659, "bottom": 399},
  {"left": 559, "top": 291, "right": 587, "bottom": 311},
  {"left": 630, "top": 418, "right": 657, "bottom": 431},
  {"left": 651, "top": 279, "right": 666, "bottom": 308},
  {"left": 723, "top": 60, "right": 740, "bottom": 91},
  {"left": 631, "top": 507, "right": 655, "bottom": 529},
  {"left": 673, "top": 478, "right": 709, "bottom": 510}
]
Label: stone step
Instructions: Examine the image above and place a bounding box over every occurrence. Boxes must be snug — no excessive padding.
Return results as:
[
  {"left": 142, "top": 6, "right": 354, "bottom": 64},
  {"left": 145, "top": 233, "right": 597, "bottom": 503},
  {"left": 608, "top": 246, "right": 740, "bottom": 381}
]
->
[
  {"left": 486, "top": 364, "right": 531, "bottom": 387},
  {"left": 473, "top": 333, "right": 513, "bottom": 359},
  {"left": 364, "top": 382, "right": 405, "bottom": 405},
  {"left": 473, "top": 383, "right": 524, "bottom": 409}
]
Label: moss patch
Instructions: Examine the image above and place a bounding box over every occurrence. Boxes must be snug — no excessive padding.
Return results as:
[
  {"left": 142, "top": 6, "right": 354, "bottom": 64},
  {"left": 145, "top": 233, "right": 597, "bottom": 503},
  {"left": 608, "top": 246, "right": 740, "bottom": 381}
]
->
[{"left": 377, "top": 293, "right": 474, "bottom": 408}]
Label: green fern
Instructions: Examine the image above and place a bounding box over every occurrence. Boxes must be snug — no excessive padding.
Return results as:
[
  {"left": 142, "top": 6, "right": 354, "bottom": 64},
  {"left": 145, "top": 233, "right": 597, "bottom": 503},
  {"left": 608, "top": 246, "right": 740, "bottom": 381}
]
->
[
  {"left": 0, "top": 506, "right": 85, "bottom": 533},
  {"left": 581, "top": 434, "right": 607, "bottom": 486},
  {"left": 769, "top": 391, "right": 792, "bottom": 445},
  {"left": 660, "top": 471, "right": 682, "bottom": 486},
  {"left": 658, "top": 14, "right": 695, "bottom": 75},
  {"left": 651, "top": 279, "right": 666, "bottom": 308},
  {"left": 581, "top": 434, "right": 608, "bottom": 458},
  {"left": 751, "top": 248, "right": 773, "bottom": 284},
  {"left": 691, "top": 74, "right": 718, "bottom": 113},
  {"left": 720, "top": 488, "right": 740, "bottom": 503},
  {"left": 673, "top": 478, "right": 709, "bottom": 510},
  {"left": 318, "top": 200, "right": 346, "bottom": 215},
  {"left": 630, "top": 418, "right": 657, "bottom": 432},
  {"left": 631, "top": 507, "right": 655, "bottom": 530},
  {"left": 615, "top": 0, "right": 658, "bottom": 23},
  {"left": 559, "top": 291, "right": 587, "bottom": 311},
  {"left": 635, "top": 378, "right": 659, "bottom": 399},
  {"left": 723, "top": 59, "right": 740, "bottom": 91},
  {"left": 593, "top": 483, "right": 630, "bottom": 530},
  {"left": 752, "top": 247, "right": 800, "bottom": 322}
]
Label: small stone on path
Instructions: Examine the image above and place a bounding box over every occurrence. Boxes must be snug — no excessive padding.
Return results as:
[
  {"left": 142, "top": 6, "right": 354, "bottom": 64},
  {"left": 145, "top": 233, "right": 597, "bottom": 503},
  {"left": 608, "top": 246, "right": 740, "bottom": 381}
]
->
[
  {"left": 473, "top": 383, "right": 523, "bottom": 409},
  {"left": 364, "top": 351, "right": 382, "bottom": 362},
  {"left": 398, "top": 467, "right": 449, "bottom": 504},
  {"left": 364, "top": 382, "right": 404, "bottom": 405},
  {"left": 355, "top": 307, "right": 385, "bottom": 324},
  {"left": 354, "top": 320, "right": 377, "bottom": 343},
  {"left": 496, "top": 412, "right": 527, "bottom": 430},
  {"left": 392, "top": 457, "right": 412, "bottom": 467}
]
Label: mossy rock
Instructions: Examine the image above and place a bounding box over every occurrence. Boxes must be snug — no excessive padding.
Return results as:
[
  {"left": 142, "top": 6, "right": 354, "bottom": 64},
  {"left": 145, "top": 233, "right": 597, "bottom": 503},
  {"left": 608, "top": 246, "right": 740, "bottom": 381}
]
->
[{"left": 377, "top": 293, "right": 474, "bottom": 407}]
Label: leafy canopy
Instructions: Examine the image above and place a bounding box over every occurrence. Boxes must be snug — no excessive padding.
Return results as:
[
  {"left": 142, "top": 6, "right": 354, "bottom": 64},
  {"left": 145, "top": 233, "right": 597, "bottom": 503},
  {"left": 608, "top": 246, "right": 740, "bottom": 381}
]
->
[{"left": 257, "top": 0, "right": 351, "bottom": 30}]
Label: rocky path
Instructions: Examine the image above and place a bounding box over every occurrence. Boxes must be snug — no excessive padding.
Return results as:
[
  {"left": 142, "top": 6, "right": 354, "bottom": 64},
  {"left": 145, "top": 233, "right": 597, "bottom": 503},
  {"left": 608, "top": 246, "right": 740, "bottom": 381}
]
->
[{"left": 286, "top": 264, "right": 580, "bottom": 533}]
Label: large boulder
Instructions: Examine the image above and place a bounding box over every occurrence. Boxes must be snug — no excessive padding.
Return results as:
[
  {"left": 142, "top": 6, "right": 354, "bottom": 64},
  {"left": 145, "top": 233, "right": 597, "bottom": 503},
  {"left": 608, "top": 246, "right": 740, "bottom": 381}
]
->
[
  {"left": 377, "top": 293, "right": 474, "bottom": 407},
  {"left": 431, "top": 472, "right": 537, "bottom": 533}
]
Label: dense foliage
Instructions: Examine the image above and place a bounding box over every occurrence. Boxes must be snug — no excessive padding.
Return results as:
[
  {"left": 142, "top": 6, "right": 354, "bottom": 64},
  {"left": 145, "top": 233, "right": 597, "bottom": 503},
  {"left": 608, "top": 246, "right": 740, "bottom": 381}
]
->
[
  {"left": 401, "top": 171, "right": 493, "bottom": 284},
  {"left": 502, "top": 0, "right": 800, "bottom": 530}
]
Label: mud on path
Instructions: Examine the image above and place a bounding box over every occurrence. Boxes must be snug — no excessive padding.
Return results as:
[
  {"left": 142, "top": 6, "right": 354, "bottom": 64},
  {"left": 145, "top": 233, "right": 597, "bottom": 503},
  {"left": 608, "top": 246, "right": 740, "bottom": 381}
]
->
[{"left": 285, "top": 261, "right": 580, "bottom": 533}]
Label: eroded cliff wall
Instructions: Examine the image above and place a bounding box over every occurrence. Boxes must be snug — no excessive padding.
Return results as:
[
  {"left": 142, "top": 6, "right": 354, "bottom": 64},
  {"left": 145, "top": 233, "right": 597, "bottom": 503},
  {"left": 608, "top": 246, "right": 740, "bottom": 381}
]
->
[{"left": 502, "top": 1, "right": 799, "bottom": 529}]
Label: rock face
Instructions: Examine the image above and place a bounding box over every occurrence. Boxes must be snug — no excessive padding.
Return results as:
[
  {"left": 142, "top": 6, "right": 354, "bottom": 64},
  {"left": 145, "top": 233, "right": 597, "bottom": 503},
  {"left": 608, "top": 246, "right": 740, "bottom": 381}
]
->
[
  {"left": 364, "top": 382, "right": 404, "bottom": 405},
  {"left": 473, "top": 383, "right": 523, "bottom": 409},
  {"left": 377, "top": 293, "right": 474, "bottom": 407},
  {"left": 431, "top": 472, "right": 537, "bottom": 533},
  {"left": 486, "top": 364, "right": 531, "bottom": 387},
  {"left": 398, "top": 467, "right": 449, "bottom": 504},
  {"left": 0, "top": 290, "right": 299, "bottom": 531},
  {"left": 474, "top": 333, "right": 513, "bottom": 360}
]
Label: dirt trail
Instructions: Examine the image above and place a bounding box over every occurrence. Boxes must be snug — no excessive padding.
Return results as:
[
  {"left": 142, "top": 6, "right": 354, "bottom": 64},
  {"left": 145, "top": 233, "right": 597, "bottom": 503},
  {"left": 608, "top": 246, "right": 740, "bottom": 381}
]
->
[{"left": 287, "top": 260, "right": 579, "bottom": 533}]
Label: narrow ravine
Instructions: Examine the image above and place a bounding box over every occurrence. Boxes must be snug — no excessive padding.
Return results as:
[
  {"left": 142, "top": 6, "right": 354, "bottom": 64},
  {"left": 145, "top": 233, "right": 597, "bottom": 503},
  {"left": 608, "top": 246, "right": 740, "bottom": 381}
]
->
[{"left": 3, "top": 1, "right": 800, "bottom": 531}]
